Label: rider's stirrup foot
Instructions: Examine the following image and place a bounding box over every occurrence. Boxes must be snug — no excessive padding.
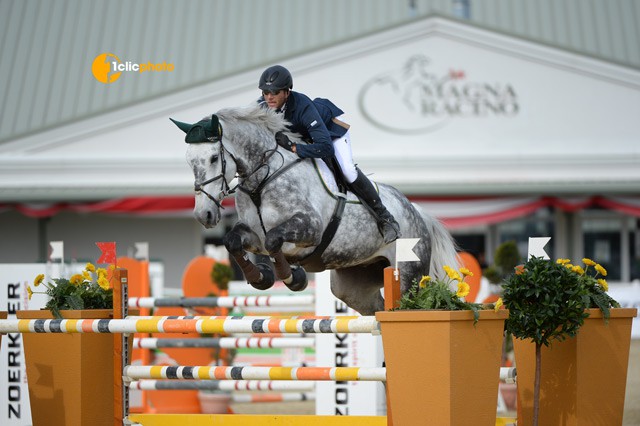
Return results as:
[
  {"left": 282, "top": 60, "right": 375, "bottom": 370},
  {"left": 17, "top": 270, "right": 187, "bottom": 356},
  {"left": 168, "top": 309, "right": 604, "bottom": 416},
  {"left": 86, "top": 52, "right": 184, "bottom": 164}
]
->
[{"left": 380, "top": 220, "right": 401, "bottom": 244}]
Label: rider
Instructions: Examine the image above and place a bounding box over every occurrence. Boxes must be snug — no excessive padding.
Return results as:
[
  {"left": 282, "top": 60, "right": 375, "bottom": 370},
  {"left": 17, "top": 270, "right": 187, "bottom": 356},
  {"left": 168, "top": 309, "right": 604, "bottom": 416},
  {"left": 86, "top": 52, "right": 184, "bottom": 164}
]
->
[{"left": 258, "top": 65, "right": 400, "bottom": 244}]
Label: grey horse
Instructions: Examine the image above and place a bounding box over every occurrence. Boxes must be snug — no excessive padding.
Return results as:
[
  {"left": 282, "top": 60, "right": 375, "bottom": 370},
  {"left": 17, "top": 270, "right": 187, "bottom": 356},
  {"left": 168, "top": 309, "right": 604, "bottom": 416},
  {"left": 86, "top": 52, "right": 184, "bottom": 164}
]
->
[{"left": 171, "top": 105, "right": 458, "bottom": 315}]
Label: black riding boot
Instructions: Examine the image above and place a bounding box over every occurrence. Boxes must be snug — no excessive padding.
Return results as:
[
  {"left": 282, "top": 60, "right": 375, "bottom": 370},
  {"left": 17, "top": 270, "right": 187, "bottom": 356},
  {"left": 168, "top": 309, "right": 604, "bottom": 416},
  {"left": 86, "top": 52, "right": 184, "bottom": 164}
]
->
[{"left": 349, "top": 169, "right": 401, "bottom": 244}]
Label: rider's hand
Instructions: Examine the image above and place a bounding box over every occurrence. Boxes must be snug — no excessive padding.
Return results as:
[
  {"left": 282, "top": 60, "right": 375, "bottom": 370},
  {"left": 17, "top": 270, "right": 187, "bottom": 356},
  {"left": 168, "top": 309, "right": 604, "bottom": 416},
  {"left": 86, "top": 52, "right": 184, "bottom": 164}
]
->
[{"left": 275, "top": 131, "right": 296, "bottom": 153}]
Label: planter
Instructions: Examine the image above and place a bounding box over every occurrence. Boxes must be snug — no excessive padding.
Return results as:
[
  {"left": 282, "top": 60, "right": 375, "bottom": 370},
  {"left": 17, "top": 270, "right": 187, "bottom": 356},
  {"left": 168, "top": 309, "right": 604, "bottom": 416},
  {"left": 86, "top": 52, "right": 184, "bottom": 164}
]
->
[
  {"left": 514, "top": 307, "right": 637, "bottom": 426},
  {"left": 376, "top": 309, "right": 508, "bottom": 426},
  {"left": 17, "top": 309, "right": 133, "bottom": 426}
]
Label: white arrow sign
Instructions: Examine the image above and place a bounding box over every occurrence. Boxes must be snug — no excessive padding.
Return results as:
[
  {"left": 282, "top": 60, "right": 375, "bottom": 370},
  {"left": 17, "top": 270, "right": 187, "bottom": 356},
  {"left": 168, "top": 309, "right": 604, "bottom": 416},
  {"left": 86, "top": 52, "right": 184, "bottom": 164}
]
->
[
  {"left": 396, "top": 238, "right": 420, "bottom": 263},
  {"left": 49, "top": 241, "right": 64, "bottom": 262},
  {"left": 528, "top": 237, "right": 551, "bottom": 260},
  {"left": 134, "top": 242, "right": 149, "bottom": 261},
  {"left": 395, "top": 238, "right": 421, "bottom": 279}
]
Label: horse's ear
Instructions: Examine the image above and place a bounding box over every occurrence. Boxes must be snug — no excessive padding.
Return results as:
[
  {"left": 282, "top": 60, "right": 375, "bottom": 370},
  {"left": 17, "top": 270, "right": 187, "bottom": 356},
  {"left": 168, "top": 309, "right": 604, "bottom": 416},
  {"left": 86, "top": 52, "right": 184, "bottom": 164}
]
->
[
  {"left": 210, "top": 114, "right": 223, "bottom": 140},
  {"left": 170, "top": 118, "right": 193, "bottom": 134},
  {"left": 171, "top": 115, "right": 222, "bottom": 143}
]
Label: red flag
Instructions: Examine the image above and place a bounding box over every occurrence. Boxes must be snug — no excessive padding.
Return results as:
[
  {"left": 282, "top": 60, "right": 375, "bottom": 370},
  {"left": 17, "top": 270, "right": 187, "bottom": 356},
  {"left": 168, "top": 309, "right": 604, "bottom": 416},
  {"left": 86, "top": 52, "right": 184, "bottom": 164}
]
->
[{"left": 96, "top": 242, "right": 117, "bottom": 265}]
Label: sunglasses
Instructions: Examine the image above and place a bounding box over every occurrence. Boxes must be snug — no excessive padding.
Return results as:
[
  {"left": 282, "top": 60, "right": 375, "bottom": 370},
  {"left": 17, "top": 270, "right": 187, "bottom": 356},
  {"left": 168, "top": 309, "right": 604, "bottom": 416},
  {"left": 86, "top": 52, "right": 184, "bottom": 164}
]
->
[{"left": 262, "top": 89, "right": 283, "bottom": 96}]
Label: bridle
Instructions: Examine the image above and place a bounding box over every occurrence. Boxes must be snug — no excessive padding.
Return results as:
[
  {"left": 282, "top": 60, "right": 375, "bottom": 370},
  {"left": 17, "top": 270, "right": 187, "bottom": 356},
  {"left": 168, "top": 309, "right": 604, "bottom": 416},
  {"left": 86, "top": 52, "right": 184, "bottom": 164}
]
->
[
  {"left": 193, "top": 140, "right": 234, "bottom": 210},
  {"left": 193, "top": 135, "right": 303, "bottom": 222}
]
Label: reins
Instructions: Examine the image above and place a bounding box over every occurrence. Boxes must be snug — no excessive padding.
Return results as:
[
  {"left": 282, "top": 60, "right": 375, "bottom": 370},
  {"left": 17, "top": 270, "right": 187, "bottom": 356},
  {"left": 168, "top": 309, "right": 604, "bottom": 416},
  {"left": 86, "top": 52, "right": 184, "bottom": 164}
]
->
[
  {"left": 237, "top": 148, "right": 303, "bottom": 236},
  {"left": 193, "top": 137, "right": 303, "bottom": 236}
]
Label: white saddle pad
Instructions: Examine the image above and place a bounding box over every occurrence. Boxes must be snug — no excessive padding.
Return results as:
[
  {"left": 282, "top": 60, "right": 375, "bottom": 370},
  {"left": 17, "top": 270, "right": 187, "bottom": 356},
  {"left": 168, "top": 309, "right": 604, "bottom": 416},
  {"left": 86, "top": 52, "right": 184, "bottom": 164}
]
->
[{"left": 312, "top": 159, "right": 369, "bottom": 202}]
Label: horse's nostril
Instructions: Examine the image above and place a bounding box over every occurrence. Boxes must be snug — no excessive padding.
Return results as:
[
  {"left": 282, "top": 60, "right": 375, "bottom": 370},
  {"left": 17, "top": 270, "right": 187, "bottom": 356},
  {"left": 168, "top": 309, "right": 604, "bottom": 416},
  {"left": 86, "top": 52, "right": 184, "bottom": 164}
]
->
[{"left": 206, "top": 211, "right": 212, "bottom": 223}]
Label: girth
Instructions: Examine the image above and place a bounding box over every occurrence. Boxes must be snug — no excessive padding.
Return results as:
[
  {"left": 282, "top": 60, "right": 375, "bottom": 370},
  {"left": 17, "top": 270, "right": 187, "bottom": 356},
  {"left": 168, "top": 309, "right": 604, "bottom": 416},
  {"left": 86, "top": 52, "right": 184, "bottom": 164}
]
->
[{"left": 298, "top": 192, "right": 346, "bottom": 271}]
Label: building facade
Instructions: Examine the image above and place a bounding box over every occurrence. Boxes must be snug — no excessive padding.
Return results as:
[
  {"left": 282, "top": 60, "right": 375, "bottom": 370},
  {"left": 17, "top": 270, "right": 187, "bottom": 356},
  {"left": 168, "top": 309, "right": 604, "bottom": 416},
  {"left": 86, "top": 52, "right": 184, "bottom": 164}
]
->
[{"left": 1, "top": 1, "right": 639, "bottom": 290}]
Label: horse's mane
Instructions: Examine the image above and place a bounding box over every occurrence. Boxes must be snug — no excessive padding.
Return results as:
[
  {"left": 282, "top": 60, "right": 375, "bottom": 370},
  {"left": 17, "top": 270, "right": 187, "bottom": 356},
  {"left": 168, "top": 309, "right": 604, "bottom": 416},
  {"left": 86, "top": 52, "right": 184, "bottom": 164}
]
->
[{"left": 215, "top": 104, "right": 288, "bottom": 135}]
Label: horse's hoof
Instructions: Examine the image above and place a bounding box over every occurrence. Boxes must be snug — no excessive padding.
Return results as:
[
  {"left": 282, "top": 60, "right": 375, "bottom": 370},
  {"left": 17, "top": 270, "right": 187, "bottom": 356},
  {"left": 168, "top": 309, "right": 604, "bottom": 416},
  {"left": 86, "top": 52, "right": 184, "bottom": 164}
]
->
[
  {"left": 249, "top": 263, "right": 275, "bottom": 290},
  {"left": 285, "top": 266, "right": 308, "bottom": 292}
]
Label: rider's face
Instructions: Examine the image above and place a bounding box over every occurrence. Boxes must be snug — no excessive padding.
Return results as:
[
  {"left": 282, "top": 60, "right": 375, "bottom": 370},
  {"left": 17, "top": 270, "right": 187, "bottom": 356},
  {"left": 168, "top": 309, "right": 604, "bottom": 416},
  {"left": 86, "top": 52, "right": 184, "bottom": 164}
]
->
[{"left": 262, "top": 89, "right": 288, "bottom": 110}]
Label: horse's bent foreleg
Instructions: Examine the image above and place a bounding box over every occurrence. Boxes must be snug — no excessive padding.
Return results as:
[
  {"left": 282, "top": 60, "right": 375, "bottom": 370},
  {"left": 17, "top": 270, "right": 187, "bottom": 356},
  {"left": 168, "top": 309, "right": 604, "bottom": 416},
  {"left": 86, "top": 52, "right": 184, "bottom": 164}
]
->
[
  {"left": 264, "top": 212, "right": 321, "bottom": 292},
  {"left": 223, "top": 222, "right": 275, "bottom": 290}
]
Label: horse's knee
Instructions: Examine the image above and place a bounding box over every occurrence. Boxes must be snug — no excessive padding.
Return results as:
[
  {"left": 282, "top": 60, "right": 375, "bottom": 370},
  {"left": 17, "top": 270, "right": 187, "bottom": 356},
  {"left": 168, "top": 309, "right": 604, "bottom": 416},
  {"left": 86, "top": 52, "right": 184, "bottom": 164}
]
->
[
  {"left": 264, "top": 234, "right": 284, "bottom": 253},
  {"left": 223, "top": 231, "right": 243, "bottom": 256}
]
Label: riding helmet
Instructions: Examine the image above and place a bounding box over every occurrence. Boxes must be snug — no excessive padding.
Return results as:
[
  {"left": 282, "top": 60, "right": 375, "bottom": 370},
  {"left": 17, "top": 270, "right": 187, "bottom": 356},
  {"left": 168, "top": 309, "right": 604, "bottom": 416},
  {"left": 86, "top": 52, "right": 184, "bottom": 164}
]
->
[{"left": 259, "top": 65, "right": 293, "bottom": 91}]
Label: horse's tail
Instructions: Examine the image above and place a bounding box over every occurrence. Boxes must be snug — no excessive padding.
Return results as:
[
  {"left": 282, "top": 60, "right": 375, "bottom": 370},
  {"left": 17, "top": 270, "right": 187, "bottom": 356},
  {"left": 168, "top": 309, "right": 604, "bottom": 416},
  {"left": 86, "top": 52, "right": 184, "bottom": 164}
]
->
[{"left": 414, "top": 204, "right": 460, "bottom": 281}]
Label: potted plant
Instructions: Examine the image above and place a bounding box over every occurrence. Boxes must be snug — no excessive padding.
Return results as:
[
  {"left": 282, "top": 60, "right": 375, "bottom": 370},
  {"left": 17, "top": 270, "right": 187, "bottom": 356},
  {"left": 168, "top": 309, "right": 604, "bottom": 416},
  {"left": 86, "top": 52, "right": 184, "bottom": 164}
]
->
[
  {"left": 376, "top": 265, "right": 507, "bottom": 426},
  {"left": 483, "top": 240, "right": 520, "bottom": 291},
  {"left": 503, "top": 256, "right": 637, "bottom": 426},
  {"left": 18, "top": 263, "right": 124, "bottom": 426}
]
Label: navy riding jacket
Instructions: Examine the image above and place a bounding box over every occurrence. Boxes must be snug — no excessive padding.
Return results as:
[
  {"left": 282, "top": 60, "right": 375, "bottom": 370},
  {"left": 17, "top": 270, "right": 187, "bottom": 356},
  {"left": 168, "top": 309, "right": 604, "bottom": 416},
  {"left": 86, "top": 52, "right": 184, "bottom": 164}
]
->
[{"left": 259, "top": 91, "right": 347, "bottom": 159}]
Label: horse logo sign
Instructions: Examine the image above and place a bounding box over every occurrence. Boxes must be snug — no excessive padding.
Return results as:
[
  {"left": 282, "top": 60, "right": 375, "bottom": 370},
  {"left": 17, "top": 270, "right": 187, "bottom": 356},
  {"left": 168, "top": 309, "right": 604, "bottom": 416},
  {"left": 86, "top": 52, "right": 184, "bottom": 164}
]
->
[{"left": 358, "top": 54, "right": 519, "bottom": 134}]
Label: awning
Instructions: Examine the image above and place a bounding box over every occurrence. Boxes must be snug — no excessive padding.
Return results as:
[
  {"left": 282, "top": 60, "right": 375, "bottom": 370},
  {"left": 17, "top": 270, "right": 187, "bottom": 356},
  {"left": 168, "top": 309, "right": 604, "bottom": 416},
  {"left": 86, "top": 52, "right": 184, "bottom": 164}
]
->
[{"left": 3, "top": 195, "right": 640, "bottom": 228}]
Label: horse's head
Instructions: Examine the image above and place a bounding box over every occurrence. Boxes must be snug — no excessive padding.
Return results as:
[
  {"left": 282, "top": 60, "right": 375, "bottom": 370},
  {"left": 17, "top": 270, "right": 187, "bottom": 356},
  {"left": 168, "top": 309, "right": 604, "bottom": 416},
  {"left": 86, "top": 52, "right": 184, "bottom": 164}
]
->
[{"left": 171, "top": 114, "right": 237, "bottom": 228}]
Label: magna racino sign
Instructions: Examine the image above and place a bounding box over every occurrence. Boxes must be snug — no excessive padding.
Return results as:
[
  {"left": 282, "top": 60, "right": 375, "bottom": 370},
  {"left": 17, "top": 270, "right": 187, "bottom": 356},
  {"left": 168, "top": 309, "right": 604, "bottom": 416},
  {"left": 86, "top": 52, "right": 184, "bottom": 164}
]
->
[{"left": 358, "top": 54, "right": 519, "bottom": 134}]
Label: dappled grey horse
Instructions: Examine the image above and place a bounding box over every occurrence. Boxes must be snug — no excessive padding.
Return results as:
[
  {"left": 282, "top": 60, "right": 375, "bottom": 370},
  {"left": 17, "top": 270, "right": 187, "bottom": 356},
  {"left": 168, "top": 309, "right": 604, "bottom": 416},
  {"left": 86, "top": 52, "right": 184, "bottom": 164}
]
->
[{"left": 171, "top": 105, "right": 458, "bottom": 315}]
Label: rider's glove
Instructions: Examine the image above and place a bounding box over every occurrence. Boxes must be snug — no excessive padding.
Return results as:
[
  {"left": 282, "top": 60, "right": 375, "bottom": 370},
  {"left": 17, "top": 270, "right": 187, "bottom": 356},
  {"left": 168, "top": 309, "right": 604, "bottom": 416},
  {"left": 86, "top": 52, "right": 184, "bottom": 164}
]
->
[{"left": 275, "top": 131, "right": 295, "bottom": 152}]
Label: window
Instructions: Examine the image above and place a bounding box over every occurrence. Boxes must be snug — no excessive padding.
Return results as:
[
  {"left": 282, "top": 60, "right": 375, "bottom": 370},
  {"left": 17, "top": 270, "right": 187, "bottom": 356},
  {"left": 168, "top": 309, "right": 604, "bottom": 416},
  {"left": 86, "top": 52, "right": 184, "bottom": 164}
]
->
[{"left": 496, "top": 208, "right": 555, "bottom": 262}]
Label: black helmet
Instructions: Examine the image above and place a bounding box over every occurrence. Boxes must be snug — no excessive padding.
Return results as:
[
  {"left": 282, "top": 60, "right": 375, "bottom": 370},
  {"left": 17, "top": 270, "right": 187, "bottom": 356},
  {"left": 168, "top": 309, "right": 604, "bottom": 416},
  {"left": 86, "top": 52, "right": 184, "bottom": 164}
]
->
[{"left": 259, "top": 65, "right": 293, "bottom": 91}]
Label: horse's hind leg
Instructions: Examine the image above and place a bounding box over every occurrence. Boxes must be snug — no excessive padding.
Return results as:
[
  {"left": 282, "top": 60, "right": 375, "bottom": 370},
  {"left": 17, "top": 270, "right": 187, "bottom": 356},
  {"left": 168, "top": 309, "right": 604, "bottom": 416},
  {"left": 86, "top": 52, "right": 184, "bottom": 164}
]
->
[
  {"left": 223, "top": 222, "right": 275, "bottom": 290},
  {"left": 330, "top": 263, "right": 386, "bottom": 316}
]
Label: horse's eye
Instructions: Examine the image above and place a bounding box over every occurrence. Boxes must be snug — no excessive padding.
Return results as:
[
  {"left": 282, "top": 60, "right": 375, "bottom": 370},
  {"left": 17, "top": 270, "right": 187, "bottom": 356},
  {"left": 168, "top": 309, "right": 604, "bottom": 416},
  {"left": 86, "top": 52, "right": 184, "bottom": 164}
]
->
[{"left": 210, "top": 155, "right": 218, "bottom": 164}]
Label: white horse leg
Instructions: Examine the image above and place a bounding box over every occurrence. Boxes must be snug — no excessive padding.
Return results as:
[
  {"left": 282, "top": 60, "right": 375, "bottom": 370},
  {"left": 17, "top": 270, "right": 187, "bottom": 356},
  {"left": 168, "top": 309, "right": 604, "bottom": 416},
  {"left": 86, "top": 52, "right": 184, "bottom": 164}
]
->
[
  {"left": 223, "top": 222, "right": 275, "bottom": 290},
  {"left": 264, "top": 212, "right": 322, "bottom": 292}
]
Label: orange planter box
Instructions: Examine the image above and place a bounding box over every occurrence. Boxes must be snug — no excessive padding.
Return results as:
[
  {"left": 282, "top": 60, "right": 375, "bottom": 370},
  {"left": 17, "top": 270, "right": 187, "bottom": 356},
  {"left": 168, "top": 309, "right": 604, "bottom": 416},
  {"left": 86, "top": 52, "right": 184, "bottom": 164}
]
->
[
  {"left": 17, "top": 309, "right": 133, "bottom": 426},
  {"left": 376, "top": 309, "right": 508, "bottom": 426},
  {"left": 514, "top": 308, "right": 637, "bottom": 426}
]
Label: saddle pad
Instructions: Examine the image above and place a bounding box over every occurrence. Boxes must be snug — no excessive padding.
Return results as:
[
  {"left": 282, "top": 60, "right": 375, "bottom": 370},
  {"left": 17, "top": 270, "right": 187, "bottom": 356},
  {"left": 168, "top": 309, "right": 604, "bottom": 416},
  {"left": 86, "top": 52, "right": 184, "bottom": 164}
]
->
[{"left": 312, "top": 159, "right": 375, "bottom": 202}]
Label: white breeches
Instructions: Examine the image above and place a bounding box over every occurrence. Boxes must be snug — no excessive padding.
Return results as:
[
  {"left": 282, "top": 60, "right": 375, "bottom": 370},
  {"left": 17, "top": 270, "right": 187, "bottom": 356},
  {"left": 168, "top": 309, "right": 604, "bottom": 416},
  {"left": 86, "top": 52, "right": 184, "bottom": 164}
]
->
[{"left": 333, "top": 129, "right": 357, "bottom": 183}]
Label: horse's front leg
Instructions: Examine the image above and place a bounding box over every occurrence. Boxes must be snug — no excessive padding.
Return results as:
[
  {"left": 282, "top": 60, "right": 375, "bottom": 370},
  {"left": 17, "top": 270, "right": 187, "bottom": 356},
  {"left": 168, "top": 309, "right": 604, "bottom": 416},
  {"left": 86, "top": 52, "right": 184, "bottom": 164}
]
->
[
  {"left": 223, "top": 222, "right": 275, "bottom": 290},
  {"left": 265, "top": 212, "right": 321, "bottom": 292}
]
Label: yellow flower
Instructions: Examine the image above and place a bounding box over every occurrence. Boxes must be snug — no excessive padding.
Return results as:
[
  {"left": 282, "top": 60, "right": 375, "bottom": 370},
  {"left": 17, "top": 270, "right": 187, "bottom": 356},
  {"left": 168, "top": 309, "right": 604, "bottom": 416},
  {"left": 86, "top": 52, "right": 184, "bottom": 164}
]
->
[
  {"left": 82, "top": 270, "right": 92, "bottom": 281},
  {"left": 418, "top": 275, "right": 431, "bottom": 288},
  {"left": 597, "top": 279, "right": 608, "bottom": 291},
  {"left": 571, "top": 265, "right": 585, "bottom": 275},
  {"left": 456, "top": 282, "right": 470, "bottom": 298},
  {"left": 85, "top": 262, "right": 96, "bottom": 272},
  {"left": 108, "top": 264, "right": 116, "bottom": 271},
  {"left": 459, "top": 267, "right": 473, "bottom": 277},
  {"left": 494, "top": 297, "right": 503, "bottom": 312},
  {"left": 27, "top": 286, "right": 33, "bottom": 300},
  {"left": 443, "top": 265, "right": 461, "bottom": 281},
  {"left": 98, "top": 276, "right": 110, "bottom": 290},
  {"left": 33, "top": 274, "right": 45, "bottom": 287},
  {"left": 595, "top": 264, "right": 607, "bottom": 277},
  {"left": 556, "top": 258, "right": 570, "bottom": 265},
  {"left": 96, "top": 268, "right": 108, "bottom": 279},
  {"left": 582, "top": 258, "right": 596, "bottom": 266},
  {"left": 565, "top": 263, "right": 574, "bottom": 269},
  {"left": 69, "top": 274, "right": 85, "bottom": 286}
]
